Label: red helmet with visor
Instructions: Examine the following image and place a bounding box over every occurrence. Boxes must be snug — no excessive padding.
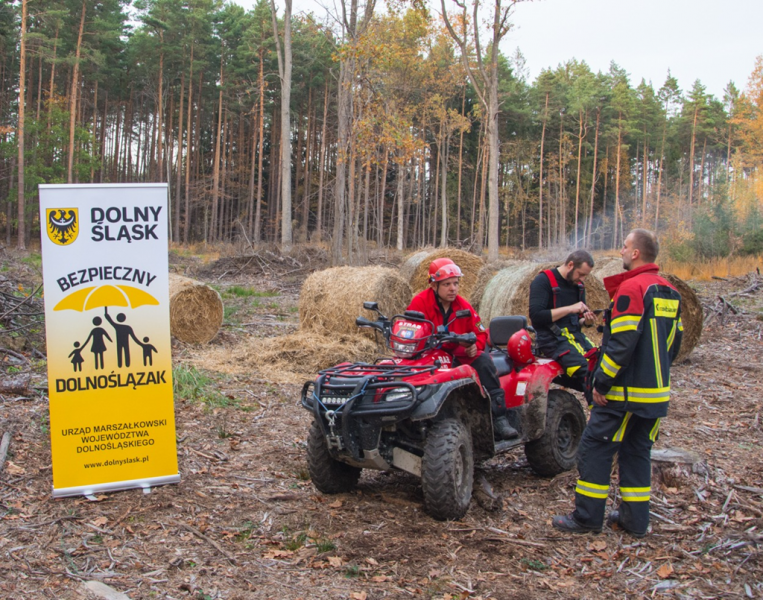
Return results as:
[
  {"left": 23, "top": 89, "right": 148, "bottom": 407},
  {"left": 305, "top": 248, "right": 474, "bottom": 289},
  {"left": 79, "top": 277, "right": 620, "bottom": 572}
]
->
[{"left": 428, "top": 258, "right": 463, "bottom": 283}]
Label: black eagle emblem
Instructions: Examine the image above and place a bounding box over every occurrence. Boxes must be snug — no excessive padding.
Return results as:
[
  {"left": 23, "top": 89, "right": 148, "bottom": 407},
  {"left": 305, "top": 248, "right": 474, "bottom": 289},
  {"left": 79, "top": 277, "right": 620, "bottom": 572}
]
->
[{"left": 47, "top": 208, "right": 79, "bottom": 246}]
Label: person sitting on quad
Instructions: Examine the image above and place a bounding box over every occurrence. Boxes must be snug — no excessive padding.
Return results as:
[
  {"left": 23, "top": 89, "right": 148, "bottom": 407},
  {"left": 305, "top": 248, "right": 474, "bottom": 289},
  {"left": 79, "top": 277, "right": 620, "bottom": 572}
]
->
[
  {"left": 408, "top": 258, "right": 518, "bottom": 440},
  {"left": 528, "top": 250, "right": 597, "bottom": 391}
]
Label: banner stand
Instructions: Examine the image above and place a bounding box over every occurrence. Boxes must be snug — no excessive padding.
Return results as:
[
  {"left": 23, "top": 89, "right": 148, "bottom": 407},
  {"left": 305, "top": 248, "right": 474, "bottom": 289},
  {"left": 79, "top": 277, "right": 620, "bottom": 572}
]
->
[{"left": 40, "top": 183, "right": 179, "bottom": 498}]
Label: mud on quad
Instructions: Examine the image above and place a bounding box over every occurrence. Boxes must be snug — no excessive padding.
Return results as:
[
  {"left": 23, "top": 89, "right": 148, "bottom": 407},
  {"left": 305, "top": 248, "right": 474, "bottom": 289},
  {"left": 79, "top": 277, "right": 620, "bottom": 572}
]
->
[{"left": 301, "top": 302, "right": 587, "bottom": 521}]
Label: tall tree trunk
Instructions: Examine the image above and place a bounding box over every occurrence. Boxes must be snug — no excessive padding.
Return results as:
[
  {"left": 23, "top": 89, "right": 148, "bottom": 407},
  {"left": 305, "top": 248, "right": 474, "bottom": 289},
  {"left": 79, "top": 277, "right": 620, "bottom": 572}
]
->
[
  {"left": 377, "top": 148, "right": 388, "bottom": 247},
  {"left": 183, "top": 57, "right": 196, "bottom": 244},
  {"left": 574, "top": 108, "right": 585, "bottom": 248},
  {"left": 16, "top": 0, "right": 28, "bottom": 250},
  {"left": 396, "top": 155, "right": 405, "bottom": 251},
  {"left": 315, "top": 81, "right": 329, "bottom": 243},
  {"left": 157, "top": 36, "right": 164, "bottom": 182},
  {"left": 655, "top": 113, "right": 667, "bottom": 231},
  {"left": 614, "top": 120, "right": 622, "bottom": 250},
  {"left": 47, "top": 23, "right": 59, "bottom": 133},
  {"left": 538, "top": 91, "right": 548, "bottom": 248},
  {"left": 68, "top": 0, "right": 87, "bottom": 184},
  {"left": 687, "top": 104, "right": 698, "bottom": 221},
  {"left": 439, "top": 122, "right": 450, "bottom": 248},
  {"left": 456, "top": 88, "right": 466, "bottom": 244},
  {"left": 270, "top": 0, "right": 293, "bottom": 250},
  {"left": 210, "top": 56, "right": 224, "bottom": 243},
  {"left": 587, "top": 107, "right": 600, "bottom": 246},
  {"left": 174, "top": 71, "right": 185, "bottom": 242},
  {"left": 253, "top": 47, "right": 265, "bottom": 243}
]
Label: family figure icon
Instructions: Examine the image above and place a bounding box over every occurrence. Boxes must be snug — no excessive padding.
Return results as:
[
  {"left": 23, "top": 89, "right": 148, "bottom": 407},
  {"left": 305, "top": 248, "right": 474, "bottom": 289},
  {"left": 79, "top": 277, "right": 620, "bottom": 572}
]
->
[{"left": 69, "top": 307, "right": 157, "bottom": 371}]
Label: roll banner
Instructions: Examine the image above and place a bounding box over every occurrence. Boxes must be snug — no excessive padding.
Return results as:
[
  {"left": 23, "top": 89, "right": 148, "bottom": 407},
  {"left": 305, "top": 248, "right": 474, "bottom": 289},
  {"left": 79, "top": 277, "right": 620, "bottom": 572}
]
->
[{"left": 39, "top": 184, "right": 179, "bottom": 498}]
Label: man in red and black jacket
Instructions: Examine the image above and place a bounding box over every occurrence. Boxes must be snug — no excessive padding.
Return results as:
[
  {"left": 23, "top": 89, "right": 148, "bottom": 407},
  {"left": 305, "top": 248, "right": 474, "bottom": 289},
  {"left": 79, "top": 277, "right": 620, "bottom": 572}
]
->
[
  {"left": 408, "top": 258, "right": 518, "bottom": 440},
  {"left": 553, "top": 229, "right": 683, "bottom": 538}
]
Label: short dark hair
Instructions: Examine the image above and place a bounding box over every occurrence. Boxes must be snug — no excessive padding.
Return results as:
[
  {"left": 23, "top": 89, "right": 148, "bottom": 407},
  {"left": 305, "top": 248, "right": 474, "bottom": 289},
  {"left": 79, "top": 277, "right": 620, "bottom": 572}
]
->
[
  {"left": 564, "top": 249, "right": 595, "bottom": 270},
  {"left": 629, "top": 228, "right": 659, "bottom": 263}
]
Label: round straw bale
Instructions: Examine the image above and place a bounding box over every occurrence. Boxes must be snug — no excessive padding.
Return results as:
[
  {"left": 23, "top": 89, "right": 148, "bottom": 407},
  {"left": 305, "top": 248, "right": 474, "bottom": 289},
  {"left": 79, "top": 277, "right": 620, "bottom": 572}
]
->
[
  {"left": 400, "top": 247, "right": 435, "bottom": 284},
  {"left": 299, "top": 266, "right": 411, "bottom": 337},
  {"left": 479, "top": 261, "right": 609, "bottom": 345},
  {"left": 403, "top": 248, "right": 485, "bottom": 300},
  {"left": 661, "top": 273, "right": 702, "bottom": 362},
  {"left": 591, "top": 255, "right": 626, "bottom": 280},
  {"left": 169, "top": 273, "right": 224, "bottom": 344},
  {"left": 470, "top": 260, "right": 532, "bottom": 313}
]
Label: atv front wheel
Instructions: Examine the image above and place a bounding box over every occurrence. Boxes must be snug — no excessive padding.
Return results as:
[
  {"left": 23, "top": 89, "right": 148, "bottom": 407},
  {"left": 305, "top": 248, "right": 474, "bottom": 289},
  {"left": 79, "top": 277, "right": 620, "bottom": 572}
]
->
[
  {"left": 524, "top": 389, "right": 586, "bottom": 476},
  {"left": 421, "top": 418, "right": 474, "bottom": 521},
  {"left": 307, "top": 420, "right": 361, "bottom": 493}
]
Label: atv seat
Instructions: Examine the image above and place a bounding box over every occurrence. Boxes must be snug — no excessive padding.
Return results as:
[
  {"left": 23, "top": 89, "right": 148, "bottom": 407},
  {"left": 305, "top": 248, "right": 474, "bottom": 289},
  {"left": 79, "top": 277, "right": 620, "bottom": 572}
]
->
[
  {"left": 489, "top": 316, "right": 528, "bottom": 346},
  {"left": 488, "top": 316, "right": 528, "bottom": 377}
]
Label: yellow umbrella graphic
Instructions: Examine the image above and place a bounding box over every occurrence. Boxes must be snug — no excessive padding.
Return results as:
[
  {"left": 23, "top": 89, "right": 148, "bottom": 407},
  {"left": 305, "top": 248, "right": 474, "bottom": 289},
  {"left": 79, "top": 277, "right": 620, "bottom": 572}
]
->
[{"left": 54, "top": 284, "right": 159, "bottom": 312}]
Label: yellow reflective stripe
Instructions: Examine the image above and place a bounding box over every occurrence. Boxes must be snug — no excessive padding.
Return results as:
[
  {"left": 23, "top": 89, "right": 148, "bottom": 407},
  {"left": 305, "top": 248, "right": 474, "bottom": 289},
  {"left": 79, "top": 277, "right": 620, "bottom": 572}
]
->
[
  {"left": 677, "top": 318, "right": 684, "bottom": 332},
  {"left": 667, "top": 321, "right": 677, "bottom": 350},
  {"left": 653, "top": 298, "right": 679, "bottom": 318},
  {"left": 611, "top": 315, "right": 640, "bottom": 334},
  {"left": 601, "top": 353, "right": 621, "bottom": 378},
  {"left": 604, "top": 386, "right": 670, "bottom": 403},
  {"left": 566, "top": 365, "right": 581, "bottom": 377},
  {"left": 576, "top": 480, "right": 609, "bottom": 499},
  {"left": 561, "top": 328, "right": 586, "bottom": 355},
  {"left": 620, "top": 486, "right": 651, "bottom": 502},
  {"left": 651, "top": 319, "right": 664, "bottom": 389},
  {"left": 649, "top": 418, "right": 661, "bottom": 442},
  {"left": 613, "top": 412, "right": 632, "bottom": 442}
]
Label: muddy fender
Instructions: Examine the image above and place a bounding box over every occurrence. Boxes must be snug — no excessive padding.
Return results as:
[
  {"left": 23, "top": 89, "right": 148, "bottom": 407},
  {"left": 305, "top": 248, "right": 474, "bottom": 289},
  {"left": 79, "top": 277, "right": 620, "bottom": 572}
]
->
[{"left": 410, "top": 379, "right": 483, "bottom": 421}]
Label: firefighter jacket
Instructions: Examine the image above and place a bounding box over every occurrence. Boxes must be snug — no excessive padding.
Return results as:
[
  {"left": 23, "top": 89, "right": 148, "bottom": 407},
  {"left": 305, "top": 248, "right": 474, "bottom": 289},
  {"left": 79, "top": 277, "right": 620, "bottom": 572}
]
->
[
  {"left": 593, "top": 263, "right": 683, "bottom": 418},
  {"left": 407, "top": 288, "right": 487, "bottom": 364}
]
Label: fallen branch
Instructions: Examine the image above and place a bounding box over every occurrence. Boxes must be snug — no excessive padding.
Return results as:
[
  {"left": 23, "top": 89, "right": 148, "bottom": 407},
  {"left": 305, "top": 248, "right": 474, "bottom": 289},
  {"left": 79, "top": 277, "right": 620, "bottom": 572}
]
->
[
  {"left": 0, "top": 430, "right": 11, "bottom": 472},
  {"left": 172, "top": 520, "right": 237, "bottom": 565},
  {"left": 0, "top": 347, "right": 30, "bottom": 365}
]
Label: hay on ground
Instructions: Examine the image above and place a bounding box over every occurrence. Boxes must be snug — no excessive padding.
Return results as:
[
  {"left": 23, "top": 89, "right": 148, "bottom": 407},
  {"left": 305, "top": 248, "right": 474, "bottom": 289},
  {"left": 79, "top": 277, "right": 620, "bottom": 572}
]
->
[
  {"left": 399, "top": 248, "right": 435, "bottom": 284},
  {"left": 479, "top": 261, "right": 609, "bottom": 345},
  {"left": 402, "top": 248, "right": 485, "bottom": 300},
  {"left": 239, "top": 331, "right": 381, "bottom": 379},
  {"left": 299, "top": 266, "right": 411, "bottom": 337},
  {"left": 169, "top": 273, "right": 224, "bottom": 344}
]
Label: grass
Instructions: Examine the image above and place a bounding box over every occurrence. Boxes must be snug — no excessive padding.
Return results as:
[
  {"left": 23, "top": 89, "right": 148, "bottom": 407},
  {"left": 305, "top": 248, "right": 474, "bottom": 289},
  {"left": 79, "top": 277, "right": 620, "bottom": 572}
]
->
[
  {"left": 173, "top": 364, "right": 242, "bottom": 410},
  {"left": 222, "top": 285, "right": 279, "bottom": 299},
  {"left": 662, "top": 255, "right": 762, "bottom": 281}
]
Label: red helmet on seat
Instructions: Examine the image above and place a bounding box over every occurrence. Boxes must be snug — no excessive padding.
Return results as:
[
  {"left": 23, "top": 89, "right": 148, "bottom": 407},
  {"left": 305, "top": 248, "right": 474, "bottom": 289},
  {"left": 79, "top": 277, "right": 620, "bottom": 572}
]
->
[
  {"left": 428, "top": 258, "right": 463, "bottom": 283},
  {"left": 507, "top": 329, "right": 533, "bottom": 364}
]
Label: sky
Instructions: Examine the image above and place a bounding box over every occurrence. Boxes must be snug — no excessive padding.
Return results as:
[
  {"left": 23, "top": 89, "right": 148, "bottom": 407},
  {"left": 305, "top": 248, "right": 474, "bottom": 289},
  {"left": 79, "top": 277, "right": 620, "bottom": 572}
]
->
[{"left": 233, "top": 0, "right": 763, "bottom": 100}]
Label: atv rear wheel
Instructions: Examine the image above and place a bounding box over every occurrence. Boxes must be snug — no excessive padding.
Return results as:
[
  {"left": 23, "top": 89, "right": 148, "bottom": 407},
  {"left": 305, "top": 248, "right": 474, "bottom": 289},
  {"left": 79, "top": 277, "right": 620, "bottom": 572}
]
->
[
  {"left": 307, "top": 420, "right": 361, "bottom": 493},
  {"left": 524, "top": 389, "right": 586, "bottom": 477},
  {"left": 421, "top": 418, "right": 474, "bottom": 521}
]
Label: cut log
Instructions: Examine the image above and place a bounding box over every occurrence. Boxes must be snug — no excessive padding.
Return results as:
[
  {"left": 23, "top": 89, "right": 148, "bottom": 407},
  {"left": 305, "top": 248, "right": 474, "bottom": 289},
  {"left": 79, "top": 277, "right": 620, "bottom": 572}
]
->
[{"left": 168, "top": 274, "right": 224, "bottom": 344}]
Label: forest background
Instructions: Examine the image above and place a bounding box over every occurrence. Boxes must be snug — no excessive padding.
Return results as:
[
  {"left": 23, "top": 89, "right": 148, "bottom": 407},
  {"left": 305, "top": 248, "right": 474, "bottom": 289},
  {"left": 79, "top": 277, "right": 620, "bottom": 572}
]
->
[{"left": 2, "top": 0, "right": 763, "bottom": 266}]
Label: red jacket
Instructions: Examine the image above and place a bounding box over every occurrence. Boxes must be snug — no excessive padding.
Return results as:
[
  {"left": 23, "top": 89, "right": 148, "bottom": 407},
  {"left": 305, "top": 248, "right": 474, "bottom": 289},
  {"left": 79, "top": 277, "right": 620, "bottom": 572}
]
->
[{"left": 407, "top": 288, "right": 487, "bottom": 363}]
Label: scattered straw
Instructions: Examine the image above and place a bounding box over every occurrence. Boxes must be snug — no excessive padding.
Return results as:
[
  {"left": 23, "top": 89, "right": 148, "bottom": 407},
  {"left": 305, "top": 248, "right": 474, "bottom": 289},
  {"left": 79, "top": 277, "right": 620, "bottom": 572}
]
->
[{"left": 169, "top": 274, "right": 224, "bottom": 344}]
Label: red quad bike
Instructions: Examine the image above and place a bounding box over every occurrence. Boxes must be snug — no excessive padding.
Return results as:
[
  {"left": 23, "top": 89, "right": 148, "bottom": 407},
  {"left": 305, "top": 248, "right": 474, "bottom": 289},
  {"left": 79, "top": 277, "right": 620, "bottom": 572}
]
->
[{"left": 301, "top": 302, "right": 587, "bottom": 521}]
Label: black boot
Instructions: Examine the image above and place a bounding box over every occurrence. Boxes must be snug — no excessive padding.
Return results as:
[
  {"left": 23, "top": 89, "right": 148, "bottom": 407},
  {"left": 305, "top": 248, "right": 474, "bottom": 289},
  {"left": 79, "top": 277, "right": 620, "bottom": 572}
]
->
[
  {"left": 494, "top": 416, "right": 519, "bottom": 440},
  {"left": 490, "top": 389, "right": 518, "bottom": 440}
]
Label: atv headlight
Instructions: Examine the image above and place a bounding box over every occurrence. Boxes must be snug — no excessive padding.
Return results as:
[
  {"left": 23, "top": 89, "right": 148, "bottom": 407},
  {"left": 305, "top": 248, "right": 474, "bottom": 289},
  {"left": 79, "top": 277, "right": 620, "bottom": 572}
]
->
[
  {"left": 391, "top": 340, "right": 417, "bottom": 358},
  {"left": 384, "top": 387, "right": 413, "bottom": 402}
]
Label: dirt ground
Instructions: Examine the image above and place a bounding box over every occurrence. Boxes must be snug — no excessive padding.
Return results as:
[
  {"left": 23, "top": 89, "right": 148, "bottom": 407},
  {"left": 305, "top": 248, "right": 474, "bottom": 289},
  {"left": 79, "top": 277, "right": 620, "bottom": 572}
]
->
[{"left": 1, "top": 249, "right": 762, "bottom": 600}]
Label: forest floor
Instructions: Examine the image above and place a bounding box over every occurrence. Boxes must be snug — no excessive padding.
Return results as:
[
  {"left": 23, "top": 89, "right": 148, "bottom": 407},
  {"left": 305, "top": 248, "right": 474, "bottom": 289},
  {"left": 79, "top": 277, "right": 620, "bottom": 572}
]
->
[{"left": 1, "top": 247, "right": 762, "bottom": 600}]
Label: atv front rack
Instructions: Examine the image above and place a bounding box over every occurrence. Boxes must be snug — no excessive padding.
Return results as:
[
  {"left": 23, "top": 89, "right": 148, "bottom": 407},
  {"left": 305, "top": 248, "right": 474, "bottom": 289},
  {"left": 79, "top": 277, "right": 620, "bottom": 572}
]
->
[{"left": 302, "top": 362, "right": 437, "bottom": 415}]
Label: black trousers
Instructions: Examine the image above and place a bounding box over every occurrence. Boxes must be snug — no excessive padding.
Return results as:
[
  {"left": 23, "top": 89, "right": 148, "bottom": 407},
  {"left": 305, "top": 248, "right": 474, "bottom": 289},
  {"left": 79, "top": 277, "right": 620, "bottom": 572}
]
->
[
  {"left": 455, "top": 351, "right": 505, "bottom": 417},
  {"left": 572, "top": 405, "right": 660, "bottom": 535}
]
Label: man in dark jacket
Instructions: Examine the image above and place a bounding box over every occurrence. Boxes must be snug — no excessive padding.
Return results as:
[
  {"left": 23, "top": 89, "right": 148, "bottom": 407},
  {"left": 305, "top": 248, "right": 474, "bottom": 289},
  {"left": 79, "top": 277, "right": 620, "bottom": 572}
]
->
[
  {"left": 553, "top": 229, "right": 683, "bottom": 537},
  {"left": 408, "top": 258, "right": 518, "bottom": 440},
  {"left": 528, "top": 250, "right": 597, "bottom": 391}
]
